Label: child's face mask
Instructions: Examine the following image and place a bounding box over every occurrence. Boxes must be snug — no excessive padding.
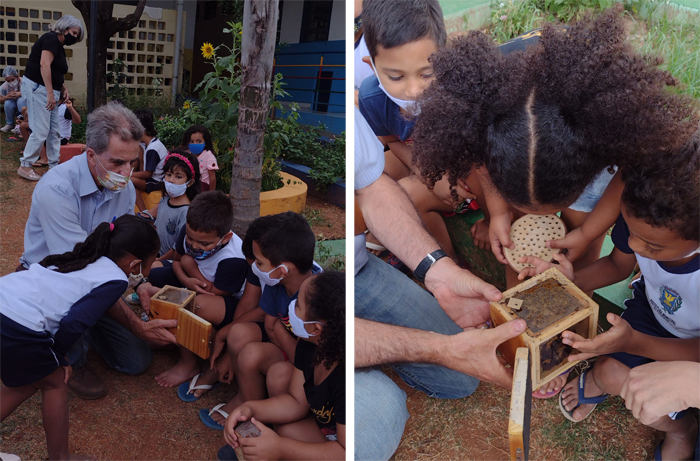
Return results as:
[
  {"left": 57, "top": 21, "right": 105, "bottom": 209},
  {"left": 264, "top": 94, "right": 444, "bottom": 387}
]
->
[
  {"left": 370, "top": 57, "right": 421, "bottom": 116},
  {"left": 184, "top": 234, "right": 227, "bottom": 260},
  {"left": 188, "top": 143, "right": 205, "bottom": 155},
  {"left": 251, "top": 262, "right": 287, "bottom": 287},
  {"left": 164, "top": 180, "right": 190, "bottom": 198},
  {"left": 287, "top": 299, "right": 323, "bottom": 339}
]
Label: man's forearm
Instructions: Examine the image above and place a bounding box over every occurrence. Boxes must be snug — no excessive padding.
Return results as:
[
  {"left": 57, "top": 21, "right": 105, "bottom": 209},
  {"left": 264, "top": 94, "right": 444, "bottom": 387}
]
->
[
  {"left": 356, "top": 173, "right": 438, "bottom": 270},
  {"left": 355, "top": 318, "right": 443, "bottom": 367},
  {"left": 106, "top": 297, "right": 142, "bottom": 335}
]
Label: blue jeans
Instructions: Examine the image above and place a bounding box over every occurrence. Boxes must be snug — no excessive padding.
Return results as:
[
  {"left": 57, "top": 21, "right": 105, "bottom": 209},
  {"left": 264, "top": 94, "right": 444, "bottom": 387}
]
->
[
  {"left": 355, "top": 255, "right": 480, "bottom": 458},
  {"left": 66, "top": 308, "right": 152, "bottom": 375},
  {"left": 20, "top": 77, "right": 61, "bottom": 168},
  {"left": 569, "top": 167, "right": 617, "bottom": 212},
  {"left": 355, "top": 369, "right": 410, "bottom": 460},
  {"left": 3, "top": 96, "right": 26, "bottom": 125}
]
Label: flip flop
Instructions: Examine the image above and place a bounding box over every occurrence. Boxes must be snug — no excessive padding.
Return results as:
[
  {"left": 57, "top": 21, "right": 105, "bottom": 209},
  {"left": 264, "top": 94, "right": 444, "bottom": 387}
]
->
[
  {"left": 199, "top": 404, "right": 228, "bottom": 431},
  {"left": 558, "top": 368, "right": 609, "bottom": 423},
  {"left": 654, "top": 441, "right": 664, "bottom": 461},
  {"left": 177, "top": 373, "right": 222, "bottom": 402},
  {"left": 366, "top": 241, "right": 387, "bottom": 252},
  {"left": 31, "top": 162, "right": 48, "bottom": 168}
]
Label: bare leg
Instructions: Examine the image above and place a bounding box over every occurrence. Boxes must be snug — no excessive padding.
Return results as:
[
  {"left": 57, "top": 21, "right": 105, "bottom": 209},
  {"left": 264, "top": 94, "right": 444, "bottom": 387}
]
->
[
  {"left": 383, "top": 149, "right": 410, "bottom": 181},
  {"left": 155, "top": 345, "right": 200, "bottom": 387},
  {"left": 275, "top": 414, "right": 327, "bottom": 443},
  {"left": 40, "top": 368, "right": 71, "bottom": 460},
  {"left": 266, "top": 361, "right": 294, "bottom": 397},
  {"left": 0, "top": 383, "right": 39, "bottom": 420}
]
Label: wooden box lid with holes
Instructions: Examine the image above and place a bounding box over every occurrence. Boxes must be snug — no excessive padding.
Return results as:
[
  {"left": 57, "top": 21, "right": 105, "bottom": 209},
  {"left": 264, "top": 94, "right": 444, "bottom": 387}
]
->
[
  {"left": 149, "top": 285, "right": 212, "bottom": 359},
  {"left": 490, "top": 268, "right": 599, "bottom": 390},
  {"left": 504, "top": 214, "right": 566, "bottom": 273},
  {"left": 233, "top": 421, "right": 261, "bottom": 460}
]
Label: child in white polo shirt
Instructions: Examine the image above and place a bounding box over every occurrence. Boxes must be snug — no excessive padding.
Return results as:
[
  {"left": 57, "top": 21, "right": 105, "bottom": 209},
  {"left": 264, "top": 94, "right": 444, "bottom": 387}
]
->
[{"left": 0, "top": 215, "right": 160, "bottom": 460}]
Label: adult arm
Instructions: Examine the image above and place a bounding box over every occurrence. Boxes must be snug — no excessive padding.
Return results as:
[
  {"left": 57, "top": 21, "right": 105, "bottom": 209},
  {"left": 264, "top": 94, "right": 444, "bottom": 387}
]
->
[
  {"left": 355, "top": 317, "right": 526, "bottom": 388},
  {"left": 105, "top": 295, "right": 177, "bottom": 346},
  {"left": 620, "top": 361, "right": 700, "bottom": 425},
  {"left": 34, "top": 184, "right": 89, "bottom": 256},
  {"left": 40, "top": 50, "right": 57, "bottom": 110},
  {"left": 356, "top": 173, "right": 502, "bottom": 328}
]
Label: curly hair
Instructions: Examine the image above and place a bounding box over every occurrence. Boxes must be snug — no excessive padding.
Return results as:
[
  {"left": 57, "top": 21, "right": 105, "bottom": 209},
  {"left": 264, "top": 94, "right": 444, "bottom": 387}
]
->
[
  {"left": 305, "top": 271, "right": 345, "bottom": 369},
  {"left": 621, "top": 128, "right": 699, "bottom": 242},
  {"left": 412, "top": 8, "right": 699, "bottom": 209}
]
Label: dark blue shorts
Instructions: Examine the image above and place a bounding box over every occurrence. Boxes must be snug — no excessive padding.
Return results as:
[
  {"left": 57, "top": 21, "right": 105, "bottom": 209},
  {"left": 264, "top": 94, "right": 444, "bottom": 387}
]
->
[
  {"left": 607, "top": 278, "right": 678, "bottom": 369},
  {"left": 1, "top": 314, "right": 63, "bottom": 387}
]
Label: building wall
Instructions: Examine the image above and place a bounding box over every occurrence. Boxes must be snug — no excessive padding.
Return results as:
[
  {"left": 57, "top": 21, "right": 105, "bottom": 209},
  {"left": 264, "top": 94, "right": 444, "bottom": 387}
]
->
[
  {"left": 278, "top": 0, "right": 345, "bottom": 45},
  {"left": 0, "top": 1, "right": 185, "bottom": 103}
]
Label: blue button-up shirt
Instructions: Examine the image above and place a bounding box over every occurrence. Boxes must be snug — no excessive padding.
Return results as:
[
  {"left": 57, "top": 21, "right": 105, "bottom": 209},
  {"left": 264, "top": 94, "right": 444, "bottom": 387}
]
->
[{"left": 20, "top": 153, "right": 136, "bottom": 267}]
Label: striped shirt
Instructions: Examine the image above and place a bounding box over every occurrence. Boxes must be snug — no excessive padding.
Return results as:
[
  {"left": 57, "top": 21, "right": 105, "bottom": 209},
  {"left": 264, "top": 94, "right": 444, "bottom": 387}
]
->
[{"left": 20, "top": 153, "right": 136, "bottom": 267}]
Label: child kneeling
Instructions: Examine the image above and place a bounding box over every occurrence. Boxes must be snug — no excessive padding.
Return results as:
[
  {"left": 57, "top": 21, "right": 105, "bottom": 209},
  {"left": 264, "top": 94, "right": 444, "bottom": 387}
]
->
[{"left": 0, "top": 215, "right": 159, "bottom": 460}]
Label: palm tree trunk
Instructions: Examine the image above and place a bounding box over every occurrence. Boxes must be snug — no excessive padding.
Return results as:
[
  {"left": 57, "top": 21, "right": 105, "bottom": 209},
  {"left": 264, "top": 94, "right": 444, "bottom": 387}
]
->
[{"left": 230, "top": 0, "right": 279, "bottom": 235}]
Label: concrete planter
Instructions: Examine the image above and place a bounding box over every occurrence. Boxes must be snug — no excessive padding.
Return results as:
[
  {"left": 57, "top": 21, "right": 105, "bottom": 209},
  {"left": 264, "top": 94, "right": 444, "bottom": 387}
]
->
[
  {"left": 280, "top": 160, "right": 345, "bottom": 208},
  {"left": 259, "top": 171, "right": 308, "bottom": 216}
]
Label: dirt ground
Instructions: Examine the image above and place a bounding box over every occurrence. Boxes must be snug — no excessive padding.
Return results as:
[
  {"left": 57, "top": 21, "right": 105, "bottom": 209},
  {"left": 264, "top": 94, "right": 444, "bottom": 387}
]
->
[{"left": 0, "top": 134, "right": 344, "bottom": 460}]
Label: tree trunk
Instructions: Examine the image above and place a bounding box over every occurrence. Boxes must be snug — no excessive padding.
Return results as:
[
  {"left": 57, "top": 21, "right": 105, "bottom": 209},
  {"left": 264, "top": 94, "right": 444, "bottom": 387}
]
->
[
  {"left": 230, "top": 0, "right": 280, "bottom": 235},
  {"left": 72, "top": 0, "right": 146, "bottom": 107}
]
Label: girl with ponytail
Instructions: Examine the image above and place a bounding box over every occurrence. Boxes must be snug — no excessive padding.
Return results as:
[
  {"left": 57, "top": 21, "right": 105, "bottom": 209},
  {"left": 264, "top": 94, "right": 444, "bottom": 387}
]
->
[{"left": 0, "top": 214, "right": 159, "bottom": 460}]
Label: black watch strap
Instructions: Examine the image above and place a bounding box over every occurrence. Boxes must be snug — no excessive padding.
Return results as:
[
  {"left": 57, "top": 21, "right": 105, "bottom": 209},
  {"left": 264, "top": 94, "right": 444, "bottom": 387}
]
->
[
  {"left": 134, "top": 277, "right": 149, "bottom": 291},
  {"left": 414, "top": 249, "right": 449, "bottom": 283}
]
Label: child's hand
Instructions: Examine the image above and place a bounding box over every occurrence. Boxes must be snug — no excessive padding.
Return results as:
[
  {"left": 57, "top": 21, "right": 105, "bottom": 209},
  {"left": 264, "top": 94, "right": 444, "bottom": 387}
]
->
[
  {"left": 470, "top": 218, "right": 491, "bottom": 251},
  {"left": 214, "top": 352, "right": 235, "bottom": 384},
  {"left": 238, "top": 418, "right": 282, "bottom": 461},
  {"left": 223, "top": 405, "right": 254, "bottom": 448},
  {"left": 65, "top": 99, "right": 73, "bottom": 108},
  {"left": 210, "top": 330, "right": 227, "bottom": 370},
  {"left": 185, "top": 277, "right": 211, "bottom": 295},
  {"left": 489, "top": 212, "right": 515, "bottom": 264},
  {"left": 563, "top": 313, "right": 633, "bottom": 361},
  {"left": 63, "top": 364, "right": 72, "bottom": 384},
  {"left": 517, "top": 252, "right": 574, "bottom": 281},
  {"left": 548, "top": 227, "right": 591, "bottom": 263}
]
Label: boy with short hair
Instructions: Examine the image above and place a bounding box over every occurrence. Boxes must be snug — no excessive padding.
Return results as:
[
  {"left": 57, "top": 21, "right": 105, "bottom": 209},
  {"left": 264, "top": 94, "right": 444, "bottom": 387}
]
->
[
  {"left": 150, "top": 191, "right": 249, "bottom": 388},
  {"left": 131, "top": 109, "right": 169, "bottom": 210},
  {"left": 197, "top": 212, "right": 322, "bottom": 430}
]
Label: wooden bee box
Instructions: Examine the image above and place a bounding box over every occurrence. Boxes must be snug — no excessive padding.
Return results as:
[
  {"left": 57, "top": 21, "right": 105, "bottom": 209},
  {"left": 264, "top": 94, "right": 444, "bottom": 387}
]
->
[
  {"left": 149, "top": 285, "right": 211, "bottom": 360},
  {"left": 490, "top": 268, "right": 599, "bottom": 390}
]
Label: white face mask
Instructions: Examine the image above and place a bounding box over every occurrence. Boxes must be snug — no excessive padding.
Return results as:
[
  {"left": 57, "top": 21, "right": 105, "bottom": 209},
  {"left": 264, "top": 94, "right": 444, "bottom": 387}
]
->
[
  {"left": 95, "top": 153, "right": 132, "bottom": 192},
  {"left": 251, "top": 262, "right": 287, "bottom": 287},
  {"left": 288, "top": 299, "right": 323, "bottom": 339},
  {"left": 370, "top": 57, "right": 421, "bottom": 115},
  {"left": 684, "top": 246, "right": 700, "bottom": 258},
  {"left": 127, "top": 262, "right": 144, "bottom": 289},
  {"left": 164, "top": 180, "right": 189, "bottom": 198}
]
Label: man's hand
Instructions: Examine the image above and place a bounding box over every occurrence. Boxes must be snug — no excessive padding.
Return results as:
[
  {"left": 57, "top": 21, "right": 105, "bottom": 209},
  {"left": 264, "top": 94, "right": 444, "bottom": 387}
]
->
[
  {"left": 489, "top": 212, "right": 514, "bottom": 264},
  {"left": 439, "top": 319, "right": 527, "bottom": 388},
  {"left": 620, "top": 361, "right": 699, "bottom": 425},
  {"left": 563, "top": 313, "right": 633, "bottom": 361},
  {"left": 223, "top": 405, "right": 254, "bottom": 448},
  {"left": 136, "top": 282, "right": 160, "bottom": 314},
  {"left": 517, "top": 252, "right": 575, "bottom": 281},
  {"left": 424, "top": 258, "right": 502, "bottom": 329},
  {"left": 548, "top": 227, "right": 591, "bottom": 263},
  {"left": 136, "top": 318, "right": 178, "bottom": 346},
  {"left": 238, "top": 418, "right": 283, "bottom": 461}
]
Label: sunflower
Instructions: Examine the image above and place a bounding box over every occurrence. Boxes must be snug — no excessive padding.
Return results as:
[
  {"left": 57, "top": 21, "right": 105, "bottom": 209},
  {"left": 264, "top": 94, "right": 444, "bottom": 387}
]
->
[
  {"left": 182, "top": 100, "right": 191, "bottom": 110},
  {"left": 201, "top": 42, "right": 215, "bottom": 59}
]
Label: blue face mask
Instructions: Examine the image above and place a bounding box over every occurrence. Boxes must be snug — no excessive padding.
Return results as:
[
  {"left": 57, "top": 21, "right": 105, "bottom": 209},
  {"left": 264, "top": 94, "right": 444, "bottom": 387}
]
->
[
  {"left": 188, "top": 143, "right": 205, "bottom": 155},
  {"left": 184, "top": 234, "right": 227, "bottom": 260}
]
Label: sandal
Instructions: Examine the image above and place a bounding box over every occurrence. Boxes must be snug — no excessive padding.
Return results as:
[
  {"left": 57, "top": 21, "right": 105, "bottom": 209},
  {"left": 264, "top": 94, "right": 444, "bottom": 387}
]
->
[
  {"left": 31, "top": 162, "right": 48, "bottom": 168},
  {"left": 199, "top": 403, "right": 228, "bottom": 431},
  {"left": 177, "top": 373, "right": 222, "bottom": 402},
  {"left": 558, "top": 368, "right": 608, "bottom": 422}
]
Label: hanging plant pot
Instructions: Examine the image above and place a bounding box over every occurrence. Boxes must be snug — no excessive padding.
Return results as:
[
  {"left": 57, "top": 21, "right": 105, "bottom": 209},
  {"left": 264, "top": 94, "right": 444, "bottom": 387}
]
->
[{"left": 259, "top": 172, "right": 307, "bottom": 216}]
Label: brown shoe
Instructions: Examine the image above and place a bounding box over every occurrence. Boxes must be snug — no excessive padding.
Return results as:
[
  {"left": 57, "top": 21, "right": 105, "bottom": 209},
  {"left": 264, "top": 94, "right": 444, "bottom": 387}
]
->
[{"left": 67, "top": 366, "right": 107, "bottom": 400}]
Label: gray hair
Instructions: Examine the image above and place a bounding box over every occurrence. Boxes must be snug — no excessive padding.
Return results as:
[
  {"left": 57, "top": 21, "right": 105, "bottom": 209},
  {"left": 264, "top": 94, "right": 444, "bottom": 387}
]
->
[
  {"left": 2, "top": 66, "right": 18, "bottom": 78},
  {"left": 49, "top": 15, "right": 85, "bottom": 42},
  {"left": 86, "top": 102, "right": 144, "bottom": 155}
]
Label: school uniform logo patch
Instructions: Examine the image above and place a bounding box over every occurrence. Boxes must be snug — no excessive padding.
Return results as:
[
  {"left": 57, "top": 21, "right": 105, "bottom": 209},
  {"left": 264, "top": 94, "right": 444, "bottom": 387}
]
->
[{"left": 659, "top": 285, "right": 682, "bottom": 314}]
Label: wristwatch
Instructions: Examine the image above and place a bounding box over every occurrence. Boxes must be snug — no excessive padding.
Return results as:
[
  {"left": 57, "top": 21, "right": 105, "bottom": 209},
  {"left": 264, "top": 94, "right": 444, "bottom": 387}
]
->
[
  {"left": 413, "top": 249, "right": 449, "bottom": 283},
  {"left": 134, "top": 277, "right": 149, "bottom": 291}
]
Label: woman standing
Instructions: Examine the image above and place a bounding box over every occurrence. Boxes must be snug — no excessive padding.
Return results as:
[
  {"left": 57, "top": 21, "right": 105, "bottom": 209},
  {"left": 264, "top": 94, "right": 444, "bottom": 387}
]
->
[{"left": 18, "top": 15, "right": 84, "bottom": 181}]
